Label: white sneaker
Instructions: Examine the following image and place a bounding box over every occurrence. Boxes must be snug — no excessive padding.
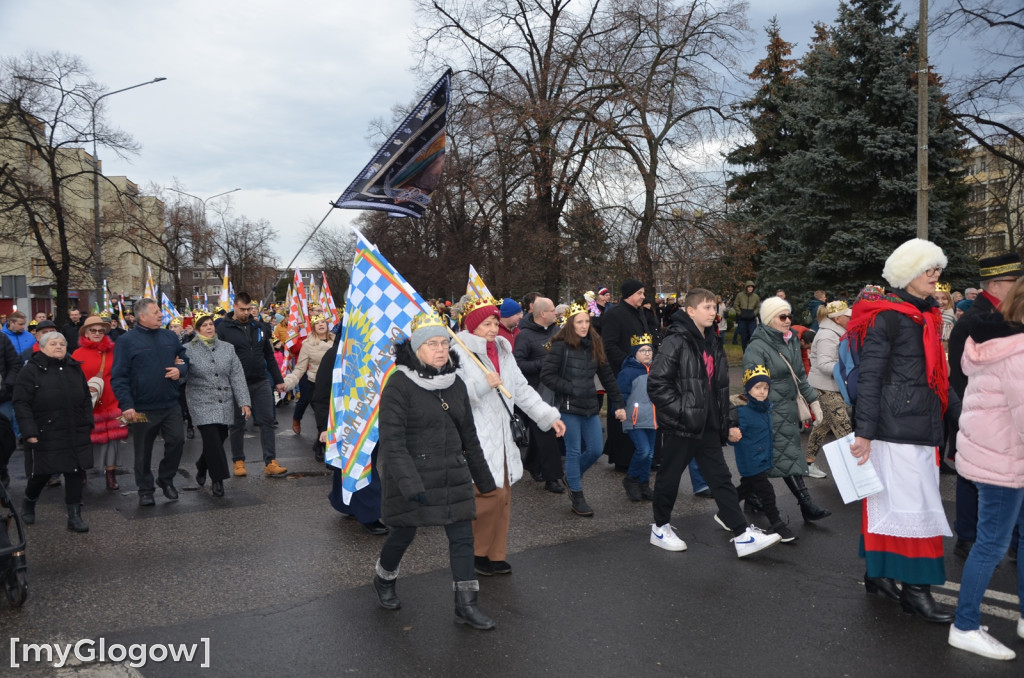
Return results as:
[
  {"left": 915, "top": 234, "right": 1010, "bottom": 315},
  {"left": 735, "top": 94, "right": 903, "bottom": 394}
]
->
[
  {"left": 650, "top": 523, "right": 687, "bottom": 551},
  {"left": 948, "top": 625, "right": 1015, "bottom": 660},
  {"left": 713, "top": 513, "right": 732, "bottom": 531},
  {"left": 806, "top": 462, "right": 827, "bottom": 479},
  {"left": 733, "top": 524, "right": 782, "bottom": 558},
  {"left": 1017, "top": 617, "right": 1024, "bottom": 640}
]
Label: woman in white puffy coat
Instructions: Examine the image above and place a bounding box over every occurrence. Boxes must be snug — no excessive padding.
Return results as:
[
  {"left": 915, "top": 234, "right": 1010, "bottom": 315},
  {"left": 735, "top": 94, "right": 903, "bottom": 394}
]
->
[{"left": 453, "top": 298, "right": 565, "bottom": 577}]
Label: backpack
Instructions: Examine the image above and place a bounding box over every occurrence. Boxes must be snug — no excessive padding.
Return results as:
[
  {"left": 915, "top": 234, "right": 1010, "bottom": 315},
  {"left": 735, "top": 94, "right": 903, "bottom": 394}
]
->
[{"left": 833, "top": 313, "right": 898, "bottom": 406}]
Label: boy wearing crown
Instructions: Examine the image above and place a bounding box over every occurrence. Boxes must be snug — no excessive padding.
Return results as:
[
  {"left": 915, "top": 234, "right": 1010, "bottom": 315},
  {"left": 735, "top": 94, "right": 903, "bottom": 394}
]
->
[
  {"left": 617, "top": 333, "right": 657, "bottom": 501},
  {"left": 723, "top": 366, "right": 797, "bottom": 543},
  {"left": 647, "top": 288, "right": 782, "bottom": 557}
]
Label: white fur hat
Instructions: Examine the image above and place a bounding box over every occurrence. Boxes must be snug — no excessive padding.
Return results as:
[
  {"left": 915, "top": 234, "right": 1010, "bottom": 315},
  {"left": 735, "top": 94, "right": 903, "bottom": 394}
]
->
[
  {"left": 882, "top": 238, "right": 947, "bottom": 290},
  {"left": 759, "top": 296, "right": 792, "bottom": 325}
]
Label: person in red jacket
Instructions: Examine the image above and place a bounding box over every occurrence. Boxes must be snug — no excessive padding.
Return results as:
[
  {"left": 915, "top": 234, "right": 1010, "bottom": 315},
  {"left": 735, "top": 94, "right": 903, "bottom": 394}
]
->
[{"left": 72, "top": 315, "right": 129, "bottom": 491}]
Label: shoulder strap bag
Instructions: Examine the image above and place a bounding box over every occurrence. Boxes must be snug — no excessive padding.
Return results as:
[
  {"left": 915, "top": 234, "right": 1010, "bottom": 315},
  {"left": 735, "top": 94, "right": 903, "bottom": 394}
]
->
[{"left": 776, "top": 350, "right": 812, "bottom": 424}]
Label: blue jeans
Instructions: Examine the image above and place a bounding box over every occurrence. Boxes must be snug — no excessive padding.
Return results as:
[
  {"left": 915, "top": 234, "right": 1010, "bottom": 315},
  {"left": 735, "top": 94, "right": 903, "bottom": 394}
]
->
[
  {"left": 954, "top": 482, "right": 1024, "bottom": 631},
  {"left": 689, "top": 459, "right": 708, "bottom": 493},
  {"left": 626, "top": 429, "right": 656, "bottom": 482},
  {"left": 562, "top": 413, "right": 603, "bottom": 492}
]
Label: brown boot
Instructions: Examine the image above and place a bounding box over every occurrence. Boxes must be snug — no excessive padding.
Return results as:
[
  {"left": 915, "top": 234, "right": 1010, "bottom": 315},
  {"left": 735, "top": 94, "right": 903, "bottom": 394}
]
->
[
  {"left": 292, "top": 419, "right": 301, "bottom": 435},
  {"left": 105, "top": 468, "right": 119, "bottom": 491}
]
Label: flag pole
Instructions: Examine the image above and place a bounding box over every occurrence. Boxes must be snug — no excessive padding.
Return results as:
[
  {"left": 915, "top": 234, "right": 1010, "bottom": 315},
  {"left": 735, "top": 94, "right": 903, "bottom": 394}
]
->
[
  {"left": 262, "top": 204, "right": 334, "bottom": 309},
  {"left": 444, "top": 326, "right": 512, "bottom": 399}
]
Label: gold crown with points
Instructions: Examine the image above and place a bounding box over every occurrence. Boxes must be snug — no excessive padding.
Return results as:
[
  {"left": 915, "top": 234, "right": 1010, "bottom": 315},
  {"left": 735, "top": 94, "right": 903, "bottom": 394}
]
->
[
  {"left": 630, "top": 333, "right": 653, "bottom": 347},
  {"left": 460, "top": 296, "right": 499, "bottom": 320},
  {"left": 566, "top": 301, "right": 588, "bottom": 319},
  {"left": 411, "top": 311, "right": 447, "bottom": 333},
  {"left": 743, "top": 365, "right": 771, "bottom": 383},
  {"left": 309, "top": 314, "right": 328, "bottom": 325},
  {"left": 194, "top": 312, "right": 213, "bottom": 325},
  {"left": 935, "top": 282, "right": 951, "bottom": 294}
]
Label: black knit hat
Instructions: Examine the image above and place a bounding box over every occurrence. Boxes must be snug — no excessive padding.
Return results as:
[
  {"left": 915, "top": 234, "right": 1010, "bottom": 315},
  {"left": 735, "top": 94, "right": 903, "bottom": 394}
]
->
[
  {"left": 620, "top": 279, "right": 644, "bottom": 299},
  {"left": 978, "top": 253, "right": 1022, "bottom": 281}
]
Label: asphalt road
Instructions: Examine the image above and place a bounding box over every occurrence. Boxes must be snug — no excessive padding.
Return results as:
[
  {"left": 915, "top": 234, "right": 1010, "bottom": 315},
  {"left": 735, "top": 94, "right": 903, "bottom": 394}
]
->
[{"left": 1, "top": 402, "right": 1022, "bottom": 677}]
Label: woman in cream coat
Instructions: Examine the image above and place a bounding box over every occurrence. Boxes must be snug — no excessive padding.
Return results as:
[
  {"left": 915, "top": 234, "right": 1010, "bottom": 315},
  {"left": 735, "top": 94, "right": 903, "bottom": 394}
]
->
[
  {"left": 283, "top": 315, "right": 335, "bottom": 436},
  {"left": 453, "top": 297, "right": 565, "bottom": 576}
]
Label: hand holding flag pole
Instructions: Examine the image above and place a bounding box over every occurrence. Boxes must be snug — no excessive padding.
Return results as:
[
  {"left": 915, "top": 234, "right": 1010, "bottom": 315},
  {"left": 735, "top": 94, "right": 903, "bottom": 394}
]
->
[{"left": 443, "top": 326, "right": 511, "bottom": 399}]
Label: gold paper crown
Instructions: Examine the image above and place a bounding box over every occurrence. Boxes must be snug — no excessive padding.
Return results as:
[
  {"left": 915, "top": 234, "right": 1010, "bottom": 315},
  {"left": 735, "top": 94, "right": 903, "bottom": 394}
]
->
[
  {"left": 168, "top": 317, "right": 183, "bottom": 327},
  {"left": 411, "top": 311, "right": 446, "bottom": 333},
  {"left": 566, "top": 301, "right": 588, "bottom": 318},
  {"left": 194, "top": 311, "right": 214, "bottom": 325},
  {"left": 309, "top": 314, "right": 328, "bottom": 325},
  {"left": 460, "top": 296, "right": 499, "bottom": 320},
  {"left": 935, "top": 282, "right": 951, "bottom": 294},
  {"left": 743, "top": 365, "right": 771, "bottom": 383},
  {"left": 630, "top": 333, "right": 653, "bottom": 347}
]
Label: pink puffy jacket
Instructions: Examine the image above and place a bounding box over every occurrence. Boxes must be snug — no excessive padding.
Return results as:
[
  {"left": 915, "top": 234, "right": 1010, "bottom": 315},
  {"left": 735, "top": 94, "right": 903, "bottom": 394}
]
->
[{"left": 955, "top": 332, "right": 1024, "bottom": 488}]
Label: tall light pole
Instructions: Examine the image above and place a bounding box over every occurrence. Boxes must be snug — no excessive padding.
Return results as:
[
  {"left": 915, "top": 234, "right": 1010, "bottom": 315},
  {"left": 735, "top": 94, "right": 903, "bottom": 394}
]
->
[
  {"left": 90, "top": 77, "right": 166, "bottom": 307},
  {"left": 167, "top": 187, "right": 240, "bottom": 303}
]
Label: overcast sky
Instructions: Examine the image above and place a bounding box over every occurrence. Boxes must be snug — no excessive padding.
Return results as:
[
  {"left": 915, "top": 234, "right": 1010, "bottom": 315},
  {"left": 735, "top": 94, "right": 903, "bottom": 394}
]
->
[{"left": 0, "top": 1, "right": 970, "bottom": 269}]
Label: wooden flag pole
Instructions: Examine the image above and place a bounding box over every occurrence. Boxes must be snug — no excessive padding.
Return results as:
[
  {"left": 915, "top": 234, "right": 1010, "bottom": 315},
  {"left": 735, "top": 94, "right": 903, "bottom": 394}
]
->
[{"left": 445, "top": 327, "right": 512, "bottom": 399}]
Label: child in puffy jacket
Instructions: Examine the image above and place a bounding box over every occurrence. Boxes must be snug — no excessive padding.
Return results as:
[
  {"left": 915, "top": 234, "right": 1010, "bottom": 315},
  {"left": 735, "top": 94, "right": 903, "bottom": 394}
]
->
[
  {"left": 725, "top": 366, "right": 797, "bottom": 543},
  {"left": 617, "top": 334, "right": 656, "bottom": 502}
]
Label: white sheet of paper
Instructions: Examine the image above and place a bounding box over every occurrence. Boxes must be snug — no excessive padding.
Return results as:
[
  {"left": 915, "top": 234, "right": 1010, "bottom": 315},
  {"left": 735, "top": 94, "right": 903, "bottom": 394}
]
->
[{"left": 823, "top": 433, "right": 884, "bottom": 504}]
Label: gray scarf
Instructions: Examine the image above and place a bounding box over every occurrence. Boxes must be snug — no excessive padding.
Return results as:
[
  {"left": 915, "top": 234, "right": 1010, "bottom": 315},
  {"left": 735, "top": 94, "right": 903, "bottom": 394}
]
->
[{"left": 396, "top": 365, "right": 456, "bottom": 391}]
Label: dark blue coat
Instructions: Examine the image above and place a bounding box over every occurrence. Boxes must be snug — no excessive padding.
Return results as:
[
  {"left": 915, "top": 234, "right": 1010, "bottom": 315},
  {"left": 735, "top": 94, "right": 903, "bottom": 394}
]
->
[
  {"left": 729, "top": 396, "right": 774, "bottom": 477},
  {"left": 110, "top": 325, "right": 190, "bottom": 412},
  {"left": 617, "top": 356, "right": 655, "bottom": 430}
]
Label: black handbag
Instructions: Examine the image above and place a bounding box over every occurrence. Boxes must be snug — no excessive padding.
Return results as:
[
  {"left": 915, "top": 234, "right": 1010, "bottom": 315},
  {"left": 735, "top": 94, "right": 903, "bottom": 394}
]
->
[{"left": 499, "top": 395, "right": 529, "bottom": 447}]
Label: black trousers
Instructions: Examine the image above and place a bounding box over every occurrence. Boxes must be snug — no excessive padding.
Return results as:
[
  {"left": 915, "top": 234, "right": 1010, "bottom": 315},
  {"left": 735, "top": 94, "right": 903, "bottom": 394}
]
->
[
  {"left": 196, "top": 424, "right": 230, "bottom": 482},
  {"left": 523, "top": 416, "right": 563, "bottom": 481},
  {"left": 293, "top": 374, "right": 313, "bottom": 422},
  {"left": 26, "top": 471, "right": 83, "bottom": 505},
  {"left": 737, "top": 471, "right": 781, "bottom": 525},
  {"left": 379, "top": 520, "right": 474, "bottom": 581},
  {"left": 653, "top": 428, "right": 746, "bottom": 536},
  {"left": 131, "top": 406, "right": 184, "bottom": 496}
]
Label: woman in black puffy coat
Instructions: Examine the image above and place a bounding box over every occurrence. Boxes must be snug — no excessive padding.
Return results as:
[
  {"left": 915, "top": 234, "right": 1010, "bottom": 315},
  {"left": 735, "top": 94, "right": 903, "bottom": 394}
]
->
[
  {"left": 372, "top": 312, "right": 497, "bottom": 630},
  {"left": 13, "top": 331, "right": 94, "bottom": 532},
  {"left": 540, "top": 303, "right": 625, "bottom": 517}
]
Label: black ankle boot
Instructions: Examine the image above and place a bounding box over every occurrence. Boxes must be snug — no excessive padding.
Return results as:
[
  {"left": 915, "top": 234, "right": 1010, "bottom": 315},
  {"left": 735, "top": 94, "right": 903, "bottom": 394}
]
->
[
  {"left": 864, "top": 573, "right": 901, "bottom": 601},
  {"left": 373, "top": 560, "right": 400, "bottom": 610},
  {"left": 784, "top": 475, "right": 831, "bottom": 521},
  {"left": 21, "top": 497, "right": 36, "bottom": 525},
  {"left": 569, "top": 490, "right": 594, "bottom": 517},
  {"left": 453, "top": 581, "right": 495, "bottom": 630},
  {"left": 66, "top": 504, "right": 89, "bottom": 533},
  {"left": 899, "top": 584, "right": 954, "bottom": 623}
]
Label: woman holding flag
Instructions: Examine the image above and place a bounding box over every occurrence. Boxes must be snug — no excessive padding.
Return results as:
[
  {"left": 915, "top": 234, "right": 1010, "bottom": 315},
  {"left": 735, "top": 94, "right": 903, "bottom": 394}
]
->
[
  {"left": 283, "top": 315, "right": 334, "bottom": 436},
  {"left": 451, "top": 297, "right": 565, "bottom": 576}
]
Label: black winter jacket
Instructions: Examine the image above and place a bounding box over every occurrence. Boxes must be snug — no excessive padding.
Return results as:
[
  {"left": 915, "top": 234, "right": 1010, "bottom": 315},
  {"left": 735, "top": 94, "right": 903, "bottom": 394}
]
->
[
  {"left": 948, "top": 292, "right": 998, "bottom": 399},
  {"left": 648, "top": 311, "right": 731, "bottom": 443},
  {"left": 216, "top": 314, "right": 284, "bottom": 385},
  {"left": 854, "top": 289, "right": 958, "bottom": 446},
  {"left": 540, "top": 336, "right": 624, "bottom": 417},
  {"left": 513, "top": 314, "right": 558, "bottom": 389},
  {"left": 110, "top": 325, "right": 190, "bottom": 412},
  {"left": 0, "top": 332, "right": 19, "bottom": 404},
  {"left": 601, "top": 301, "right": 655, "bottom": 373},
  {"left": 378, "top": 343, "right": 496, "bottom": 528},
  {"left": 13, "top": 351, "right": 94, "bottom": 475}
]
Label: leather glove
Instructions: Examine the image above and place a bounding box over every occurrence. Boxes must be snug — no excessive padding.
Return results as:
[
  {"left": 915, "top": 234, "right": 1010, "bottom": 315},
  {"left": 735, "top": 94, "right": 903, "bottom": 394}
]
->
[{"left": 810, "top": 399, "right": 823, "bottom": 425}]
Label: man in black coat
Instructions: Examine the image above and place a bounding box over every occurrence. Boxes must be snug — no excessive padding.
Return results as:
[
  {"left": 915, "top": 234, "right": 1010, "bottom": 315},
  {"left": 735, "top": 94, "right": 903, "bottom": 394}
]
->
[
  {"left": 946, "top": 252, "right": 1022, "bottom": 558},
  {"left": 0, "top": 332, "right": 20, "bottom": 486},
  {"left": 61, "top": 307, "right": 84, "bottom": 351},
  {"left": 600, "top": 279, "right": 652, "bottom": 470},
  {"left": 513, "top": 297, "right": 563, "bottom": 493},
  {"left": 217, "top": 292, "right": 288, "bottom": 478}
]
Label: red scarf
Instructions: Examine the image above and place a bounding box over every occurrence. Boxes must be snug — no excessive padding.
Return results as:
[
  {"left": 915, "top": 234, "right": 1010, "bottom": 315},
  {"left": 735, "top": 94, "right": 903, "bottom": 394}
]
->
[
  {"left": 486, "top": 341, "right": 501, "bottom": 374},
  {"left": 980, "top": 289, "right": 1002, "bottom": 311},
  {"left": 846, "top": 293, "right": 948, "bottom": 415}
]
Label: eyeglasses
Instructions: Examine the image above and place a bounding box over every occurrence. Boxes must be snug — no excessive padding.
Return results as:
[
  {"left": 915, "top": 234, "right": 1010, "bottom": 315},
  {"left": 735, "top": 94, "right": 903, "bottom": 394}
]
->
[
  {"left": 423, "top": 340, "right": 450, "bottom": 350},
  {"left": 776, "top": 314, "right": 793, "bottom": 322},
  {"left": 86, "top": 328, "right": 106, "bottom": 334},
  {"left": 636, "top": 347, "right": 653, "bottom": 353},
  {"left": 925, "top": 267, "right": 944, "bottom": 277}
]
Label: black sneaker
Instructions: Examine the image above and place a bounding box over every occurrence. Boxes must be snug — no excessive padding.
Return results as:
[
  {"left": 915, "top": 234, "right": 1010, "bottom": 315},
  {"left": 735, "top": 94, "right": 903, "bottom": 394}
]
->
[
  {"left": 491, "top": 560, "right": 512, "bottom": 575},
  {"left": 771, "top": 521, "right": 799, "bottom": 543},
  {"left": 622, "top": 476, "right": 643, "bottom": 502},
  {"left": 474, "top": 556, "right": 494, "bottom": 576},
  {"left": 954, "top": 540, "right": 974, "bottom": 559}
]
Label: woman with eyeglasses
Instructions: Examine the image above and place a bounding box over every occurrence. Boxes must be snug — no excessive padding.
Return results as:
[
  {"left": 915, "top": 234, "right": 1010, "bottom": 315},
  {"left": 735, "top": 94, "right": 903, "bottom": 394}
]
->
[
  {"left": 373, "top": 311, "right": 498, "bottom": 630},
  {"left": 72, "top": 315, "right": 129, "bottom": 491},
  {"left": 848, "top": 239, "right": 958, "bottom": 624},
  {"left": 743, "top": 297, "right": 830, "bottom": 524}
]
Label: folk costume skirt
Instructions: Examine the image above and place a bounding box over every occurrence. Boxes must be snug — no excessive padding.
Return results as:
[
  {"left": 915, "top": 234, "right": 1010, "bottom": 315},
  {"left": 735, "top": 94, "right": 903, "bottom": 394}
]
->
[{"left": 859, "top": 441, "right": 952, "bottom": 585}]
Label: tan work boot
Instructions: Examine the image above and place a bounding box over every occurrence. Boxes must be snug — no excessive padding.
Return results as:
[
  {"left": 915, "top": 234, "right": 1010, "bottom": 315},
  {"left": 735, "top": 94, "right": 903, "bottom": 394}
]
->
[
  {"left": 265, "top": 460, "right": 288, "bottom": 477},
  {"left": 233, "top": 460, "right": 247, "bottom": 477}
]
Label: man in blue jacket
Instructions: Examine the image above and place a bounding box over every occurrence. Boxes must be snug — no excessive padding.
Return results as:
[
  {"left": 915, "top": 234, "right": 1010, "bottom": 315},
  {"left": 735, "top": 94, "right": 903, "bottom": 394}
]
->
[{"left": 111, "top": 298, "right": 189, "bottom": 506}]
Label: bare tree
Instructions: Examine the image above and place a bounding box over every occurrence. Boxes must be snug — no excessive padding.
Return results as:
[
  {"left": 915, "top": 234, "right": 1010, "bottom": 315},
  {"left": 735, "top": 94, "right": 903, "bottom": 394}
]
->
[
  {"left": 303, "top": 222, "right": 354, "bottom": 304},
  {"left": 204, "top": 214, "right": 280, "bottom": 301},
  {"left": 0, "top": 51, "right": 139, "bottom": 325}
]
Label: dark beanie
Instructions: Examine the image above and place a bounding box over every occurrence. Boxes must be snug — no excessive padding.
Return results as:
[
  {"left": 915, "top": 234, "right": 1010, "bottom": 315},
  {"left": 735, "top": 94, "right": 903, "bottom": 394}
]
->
[{"left": 620, "top": 279, "right": 644, "bottom": 299}]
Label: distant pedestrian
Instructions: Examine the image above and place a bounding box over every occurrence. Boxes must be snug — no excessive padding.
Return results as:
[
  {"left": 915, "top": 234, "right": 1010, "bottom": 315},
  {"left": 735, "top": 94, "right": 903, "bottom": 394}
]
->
[{"left": 733, "top": 281, "right": 760, "bottom": 350}]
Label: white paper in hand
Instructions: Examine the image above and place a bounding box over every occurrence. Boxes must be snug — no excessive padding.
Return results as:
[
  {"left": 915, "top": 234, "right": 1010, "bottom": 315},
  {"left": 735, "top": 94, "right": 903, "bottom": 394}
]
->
[{"left": 823, "top": 433, "right": 884, "bottom": 504}]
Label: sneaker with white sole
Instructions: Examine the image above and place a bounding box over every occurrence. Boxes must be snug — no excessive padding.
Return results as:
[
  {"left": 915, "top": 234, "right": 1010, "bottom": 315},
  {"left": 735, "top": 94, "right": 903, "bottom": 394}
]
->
[
  {"left": 806, "top": 462, "right": 828, "bottom": 479},
  {"left": 713, "top": 513, "right": 732, "bottom": 531},
  {"left": 732, "top": 524, "right": 782, "bottom": 558},
  {"left": 1018, "top": 617, "right": 1024, "bottom": 640},
  {"left": 650, "top": 523, "right": 687, "bottom": 551},
  {"left": 948, "top": 625, "right": 1015, "bottom": 660}
]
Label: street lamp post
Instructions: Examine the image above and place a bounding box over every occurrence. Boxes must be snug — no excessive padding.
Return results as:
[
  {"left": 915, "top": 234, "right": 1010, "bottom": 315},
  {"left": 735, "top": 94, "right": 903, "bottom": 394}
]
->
[
  {"left": 90, "top": 77, "right": 166, "bottom": 308},
  {"left": 167, "top": 187, "right": 241, "bottom": 303}
]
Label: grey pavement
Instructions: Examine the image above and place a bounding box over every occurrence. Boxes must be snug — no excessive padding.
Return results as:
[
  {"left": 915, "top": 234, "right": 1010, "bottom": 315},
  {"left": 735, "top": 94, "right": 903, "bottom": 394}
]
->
[{"left": 1, "top": 397, "right": 1022, "bottom": 677}]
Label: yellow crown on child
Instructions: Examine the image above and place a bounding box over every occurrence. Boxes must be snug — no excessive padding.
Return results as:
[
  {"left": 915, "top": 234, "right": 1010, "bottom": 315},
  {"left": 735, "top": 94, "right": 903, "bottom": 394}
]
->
[
  {"left": 743, "top": 365, "right": 771, "bottom": 383},
  {"left": 935, "top": 282, "right": 951, "bottom": 294},
  {"left": 566, "top": 301, "right": 588, "bottom": 318},
  {"left": 630, "top": 333, "right": 653, "bottom": 347},
  {"left": 411, "top": 311, "right": 446, "bottom": 333},
  {"left": 460, "top": 296, "right": 499, "bottom": 320}
]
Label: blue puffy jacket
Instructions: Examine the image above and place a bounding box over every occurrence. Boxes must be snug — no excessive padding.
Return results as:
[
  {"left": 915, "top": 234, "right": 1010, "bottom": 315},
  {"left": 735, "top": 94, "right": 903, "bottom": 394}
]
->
[{"left": 729, "top": 396, "right": 774, "bottom": 477}]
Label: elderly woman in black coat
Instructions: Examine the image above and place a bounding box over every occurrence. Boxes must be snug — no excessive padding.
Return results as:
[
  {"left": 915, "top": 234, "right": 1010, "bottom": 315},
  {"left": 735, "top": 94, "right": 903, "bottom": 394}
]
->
[
  {"left": 373, "top": 312, "right": 497, "bottom": 630},
  {"left": 13, "top": 331, "right": 94, "bottom": 532}
]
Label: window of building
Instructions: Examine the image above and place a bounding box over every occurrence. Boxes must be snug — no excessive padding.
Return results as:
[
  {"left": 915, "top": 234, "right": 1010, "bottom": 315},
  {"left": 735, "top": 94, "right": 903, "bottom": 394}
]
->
[
  {"left": 30, "top": 258, "right": 47, "bottom": 277},
  {"left": 193, "top": 271, "right": 203, "bottom": 279}
]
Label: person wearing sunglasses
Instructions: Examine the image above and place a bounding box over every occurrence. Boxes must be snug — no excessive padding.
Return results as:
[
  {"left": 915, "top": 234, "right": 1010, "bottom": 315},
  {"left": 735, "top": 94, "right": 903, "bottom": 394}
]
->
[{"left": 743, "top": 296, "right": 829, "bottom": 527}]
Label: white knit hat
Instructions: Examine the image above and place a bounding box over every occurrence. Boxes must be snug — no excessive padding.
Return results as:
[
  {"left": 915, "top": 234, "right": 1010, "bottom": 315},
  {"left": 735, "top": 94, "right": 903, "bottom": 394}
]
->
[
  {"left": 882, "top": 238, "right": 947, "bottom": 290},
  {"left": 759, "top": 297, "right": 792, "bottom": 325}
]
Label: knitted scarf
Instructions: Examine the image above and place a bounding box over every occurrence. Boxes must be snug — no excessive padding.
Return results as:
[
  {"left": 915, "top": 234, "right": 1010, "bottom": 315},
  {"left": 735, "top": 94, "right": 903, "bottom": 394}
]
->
[{"left": 846, "top": 290, "right": 948, "bottom": 415}]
